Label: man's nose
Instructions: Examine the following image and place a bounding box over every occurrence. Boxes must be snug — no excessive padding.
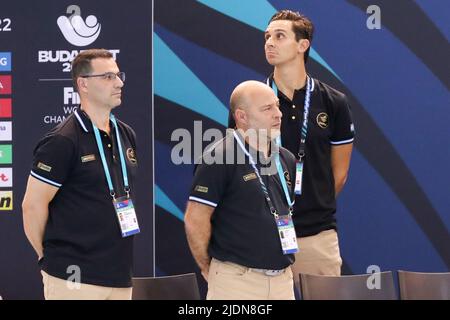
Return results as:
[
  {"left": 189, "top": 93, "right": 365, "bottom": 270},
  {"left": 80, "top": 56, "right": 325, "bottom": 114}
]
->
[
  {"left": 274, "top": 107, "right": 282, "bottom": 119},
  {"left": 116, "top": 78, "right": 124, "bottom": 88}
]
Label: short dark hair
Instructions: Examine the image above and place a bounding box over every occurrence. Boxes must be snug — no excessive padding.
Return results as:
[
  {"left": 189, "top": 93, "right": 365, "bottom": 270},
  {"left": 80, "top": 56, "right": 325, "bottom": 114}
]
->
[
  {"left": 269, "top": 10, "right": 314, "bottom": 63},
  {"left": 71, "top": 49, "right": 113, "bottom": 91}
]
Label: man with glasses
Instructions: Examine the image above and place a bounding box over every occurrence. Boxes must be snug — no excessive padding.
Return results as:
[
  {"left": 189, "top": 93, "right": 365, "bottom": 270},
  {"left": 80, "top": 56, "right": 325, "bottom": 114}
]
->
[{"left": 22, "top": 49, "right": 139, "bottom": 300}]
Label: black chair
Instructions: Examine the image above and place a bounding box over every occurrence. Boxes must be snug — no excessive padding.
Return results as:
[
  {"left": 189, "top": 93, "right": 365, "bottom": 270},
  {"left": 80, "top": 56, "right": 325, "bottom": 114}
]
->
[
  {"left": 299, "top": 271, "right": 397, "bottom": 300},
  {"left": 398, "top": 270, "right": 450, "bottom": 300},
  {"left": 132, "top": 273, "right": 201, "bottom": 300}
]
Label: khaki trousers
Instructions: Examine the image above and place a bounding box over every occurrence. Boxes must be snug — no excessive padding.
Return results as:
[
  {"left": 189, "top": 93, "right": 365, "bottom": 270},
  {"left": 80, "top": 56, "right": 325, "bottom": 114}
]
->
[
  {"left": 41, "top": 270, "right": 132, "bottom": 300},
  {"left": 291, "top": 229, "right": 343, "bottom": 290},
  {"left": 206, "top": 258, "right": 295, "bottom": 300}
]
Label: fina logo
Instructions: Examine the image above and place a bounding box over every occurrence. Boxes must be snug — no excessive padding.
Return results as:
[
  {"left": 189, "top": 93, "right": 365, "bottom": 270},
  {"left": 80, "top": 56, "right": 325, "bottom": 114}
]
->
[{"left": 57, "top": 5, "right": 101, "bottom": 47}]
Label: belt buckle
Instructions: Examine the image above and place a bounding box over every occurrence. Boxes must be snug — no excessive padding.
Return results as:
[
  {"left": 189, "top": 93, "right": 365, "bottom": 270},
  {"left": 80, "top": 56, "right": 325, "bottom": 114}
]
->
[{"left": 264, "top": 269, "right": 283, "bottom": 276}]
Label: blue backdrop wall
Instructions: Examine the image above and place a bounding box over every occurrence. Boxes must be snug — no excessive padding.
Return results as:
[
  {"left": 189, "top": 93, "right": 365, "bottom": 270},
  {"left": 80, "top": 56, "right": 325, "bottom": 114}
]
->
[{"left": 154, "top": 0, "right": 450, "bottom": 296}]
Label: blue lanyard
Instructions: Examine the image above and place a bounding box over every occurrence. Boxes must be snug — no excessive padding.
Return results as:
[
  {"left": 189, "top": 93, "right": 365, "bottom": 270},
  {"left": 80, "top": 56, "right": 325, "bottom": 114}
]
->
[
  {"left": 274, "top": 152, "right": 294, "bottom": 208},
  {"left": 233, "top": 131, "right": 293, "bottom": 216},
  {"left": 270, "top": 76, "right": 312, "bottom": 160},
  {"left": 93, "top": 114, "right": 129, "bottom": 198}
]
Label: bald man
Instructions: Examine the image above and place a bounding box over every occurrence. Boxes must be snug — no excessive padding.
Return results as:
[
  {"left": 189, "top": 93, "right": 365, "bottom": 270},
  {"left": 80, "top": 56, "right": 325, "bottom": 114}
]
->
[{"left": 185, "top": 81, "right": 298, "bottom": 300}]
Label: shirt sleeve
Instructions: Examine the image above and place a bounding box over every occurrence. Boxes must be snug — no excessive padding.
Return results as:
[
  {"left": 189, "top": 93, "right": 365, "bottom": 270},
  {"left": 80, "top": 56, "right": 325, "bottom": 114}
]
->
[
  {"left": 330, "top": 95, "right": 355, "bottom": 145},
  {"left": 30, "top": 134, "right": 75, "bottom": 188},
  {"left": 188, "top": 161, "right": 228, "bottom": 208}
]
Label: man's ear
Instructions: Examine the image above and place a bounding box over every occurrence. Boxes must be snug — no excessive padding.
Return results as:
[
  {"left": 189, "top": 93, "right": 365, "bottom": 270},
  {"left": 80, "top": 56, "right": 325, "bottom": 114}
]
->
[
  {"left": 77, "top": 77, "right": 88, "bottom": 93},
  {"left": 298, "top": 39, "right": 310, "bottom": 54},
  {"left": 235, "top": 108, "right": 247, "bottom": 125}
]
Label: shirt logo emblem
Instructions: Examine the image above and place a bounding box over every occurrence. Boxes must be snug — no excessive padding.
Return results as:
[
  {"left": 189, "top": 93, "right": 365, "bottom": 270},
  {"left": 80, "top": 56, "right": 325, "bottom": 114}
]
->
[
  {"left": 316, "top": 112, "right": 329, "bottom": 129},
  {"left": 81, "top": 154, "right": 96, "bottom": 163},
  {"left": 127, "top": 148, "right": 137, "bottom": 164},
  {"left": 37, "top": 162, "right": 52, "bottom": 172},
  {"left": 284, "top": 171, "right": 292, "bottom": 187},
  {"left": 195, "top": 185, "right": 208, "bottom": 193},
  {"left": 243, "top": 173, "right": 257, "bottom": 182}
]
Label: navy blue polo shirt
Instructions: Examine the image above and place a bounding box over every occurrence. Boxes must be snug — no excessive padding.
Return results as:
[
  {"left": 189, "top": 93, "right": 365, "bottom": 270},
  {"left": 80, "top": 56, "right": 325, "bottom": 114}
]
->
[
  {"left": 267, "top": 76, "right": 355, "bottom": 237},
  {"left": 30, "top": 109, "right": 138, "bottom": 287},
  {"left": 189, "top": 130, "right": 297, "bottom": 270}
]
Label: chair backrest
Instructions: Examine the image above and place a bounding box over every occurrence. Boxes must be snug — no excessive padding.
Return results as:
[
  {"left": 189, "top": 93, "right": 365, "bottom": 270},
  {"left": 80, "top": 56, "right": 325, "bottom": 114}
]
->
[
  {"left": 300, "top": 271, "right": 397, "bottom": 300},
  {"left": 132, "top": 273, "right": 201, "bottom": 300},
  {"left": 398, "top": 270, "right": 450, "bottom": 300}
]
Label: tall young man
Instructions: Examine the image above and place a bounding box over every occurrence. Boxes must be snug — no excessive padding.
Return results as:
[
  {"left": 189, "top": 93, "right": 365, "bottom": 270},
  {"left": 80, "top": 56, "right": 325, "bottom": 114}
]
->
[{"left": 264, "top": 10, "right": 355, "bottom": 289}]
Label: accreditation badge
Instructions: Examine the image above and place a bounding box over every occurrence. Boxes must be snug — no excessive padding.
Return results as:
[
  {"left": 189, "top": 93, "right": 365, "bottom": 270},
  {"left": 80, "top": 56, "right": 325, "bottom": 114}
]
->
[
  {"left": 276, "top": 215, "right": 299, "bottom": 254},
  {"left": 113, "top": 196, "right": 140, "bottom": 237},
  {"left": 294, "top": 161, "right": 304, "bottom": 195}
]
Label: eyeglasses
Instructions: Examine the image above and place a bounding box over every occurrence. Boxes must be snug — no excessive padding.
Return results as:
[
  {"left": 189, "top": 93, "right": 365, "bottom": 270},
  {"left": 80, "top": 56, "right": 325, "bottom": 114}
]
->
[{"left": 80, "top": 71, "right": 126, "bottom": 82}]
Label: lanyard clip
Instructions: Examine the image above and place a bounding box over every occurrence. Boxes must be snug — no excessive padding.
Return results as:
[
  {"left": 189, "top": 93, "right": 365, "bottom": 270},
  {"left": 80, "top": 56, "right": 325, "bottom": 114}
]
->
[
  {"left": 271, "top": 208, "right": 279, "bottom": 219},
  {"left": 110, "top": 190, "right": 116, "bottom": 200},
  {"left": 124, "top": 187, "right": 130, "bottom": 199},
  {"left": 298, "top": 151, "right": 305, "bottom": 162}
]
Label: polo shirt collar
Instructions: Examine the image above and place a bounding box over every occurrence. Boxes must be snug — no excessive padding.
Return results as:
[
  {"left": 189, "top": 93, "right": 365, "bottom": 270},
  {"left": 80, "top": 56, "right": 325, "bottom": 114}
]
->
[
  {"left": 266, "top": 73, "right": 315, "bottom": 93},
  {"left": 74, "top": 108, "right": 92, "bottom": 133},
  {"left": 234, "top": 129, "right": 275, "bottom": 163}
]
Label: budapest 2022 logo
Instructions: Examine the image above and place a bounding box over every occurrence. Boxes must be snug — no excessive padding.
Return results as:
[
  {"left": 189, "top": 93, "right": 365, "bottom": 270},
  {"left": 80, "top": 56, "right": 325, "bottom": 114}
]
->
[{"left": 57, "top": 5, "right": 101, "bottom": 47}]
